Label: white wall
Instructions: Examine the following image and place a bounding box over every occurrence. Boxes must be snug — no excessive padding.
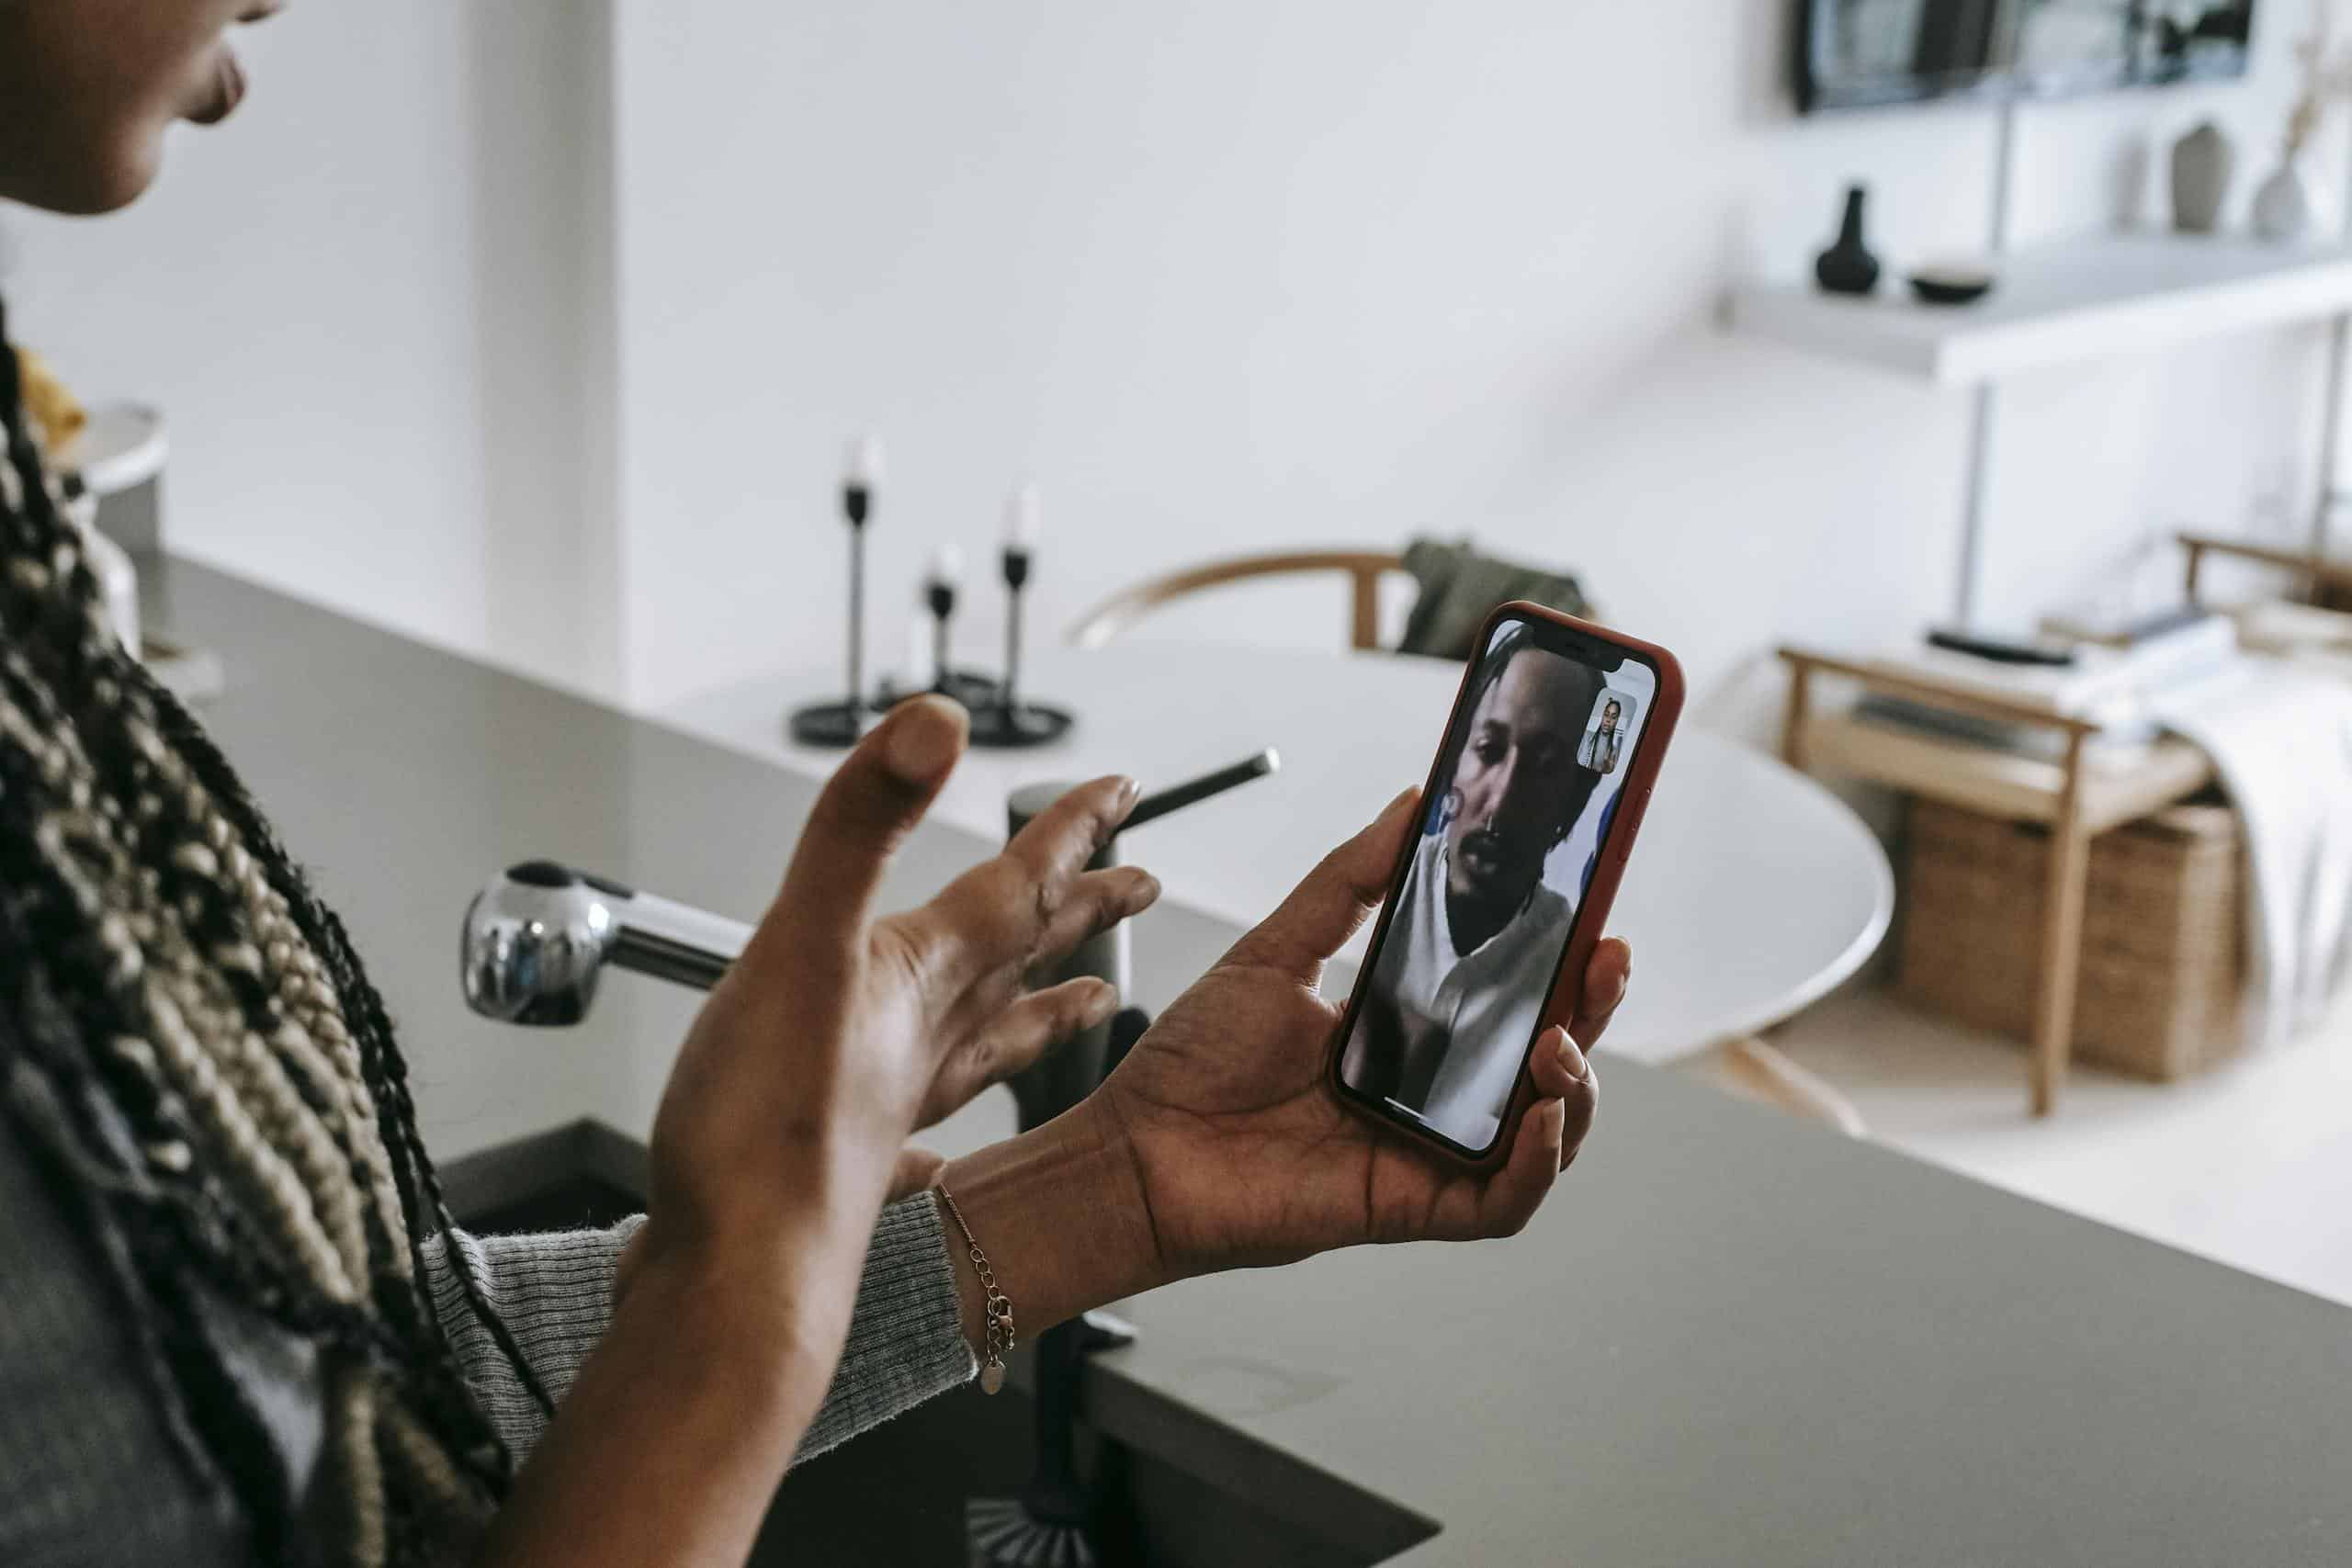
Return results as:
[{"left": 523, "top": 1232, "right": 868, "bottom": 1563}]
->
[
  {"left": 607, "top": 0, "right": 2342, "bottom": 734},
  {"left": 4, "top": 2, "right": 2338, "bottom": 735},
  {"left": 3, "top": 1, "right": 622, "bottom": 697}
]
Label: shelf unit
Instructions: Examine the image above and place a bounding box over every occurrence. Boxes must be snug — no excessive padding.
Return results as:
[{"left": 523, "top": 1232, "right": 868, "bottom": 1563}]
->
[
  {"left": 1726, "top": 96, "right": 2352, "bottom": 626},
  {"left": 1730, "top": 227, "right": 2352, "bottom": 622},
  {"left": 1736, "top": 98, "right": 2347, "bottom": 1121},
  {"left": 1728, "top": 232, "right": 2352, "bottom": 388}
]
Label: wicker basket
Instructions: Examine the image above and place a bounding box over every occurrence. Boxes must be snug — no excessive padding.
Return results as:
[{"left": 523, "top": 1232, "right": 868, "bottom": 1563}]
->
[{"left": 1895, "top": 797, "right": 2245, "bottom": 1080}]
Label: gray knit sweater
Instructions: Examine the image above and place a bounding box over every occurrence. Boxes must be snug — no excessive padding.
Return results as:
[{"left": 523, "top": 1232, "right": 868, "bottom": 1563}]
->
[
  {"left": 423, "top": 1196, "right": 977, "bottom": 1466},
  {"left": 0, "top": 1104, "right": 975, "bottom": 1565}
]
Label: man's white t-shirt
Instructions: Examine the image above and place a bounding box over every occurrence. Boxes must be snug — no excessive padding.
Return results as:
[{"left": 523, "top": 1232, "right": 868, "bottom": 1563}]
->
[{"left": 1346, "top": 830, "right": 1577, "bottom": 1150}]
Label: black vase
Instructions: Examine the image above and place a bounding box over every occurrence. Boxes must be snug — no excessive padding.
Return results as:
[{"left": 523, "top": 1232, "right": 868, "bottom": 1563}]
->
[{"left": 1815, "top": 185, "right": 1882, "bottom": 297}]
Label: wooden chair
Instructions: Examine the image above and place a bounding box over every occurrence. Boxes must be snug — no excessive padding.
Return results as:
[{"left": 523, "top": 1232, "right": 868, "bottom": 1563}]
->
[
  {"left": 2181, "top": 530, "right": 2352, "bottom": 611},
  {"left": 1069, "top": 550, "right": 1408, "bottom": 651}
]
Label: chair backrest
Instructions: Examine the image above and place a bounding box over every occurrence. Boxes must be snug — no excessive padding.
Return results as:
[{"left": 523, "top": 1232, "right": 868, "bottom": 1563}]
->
[
  {"left": 1394, "top": 538, "right": 1595, "bottom": 660},
  {"left": 1068, "top": 550, "right": 1408, "bottom": 650},
  {"left": 2180, "top": 529, "right": 2352, "bottom": 614}
]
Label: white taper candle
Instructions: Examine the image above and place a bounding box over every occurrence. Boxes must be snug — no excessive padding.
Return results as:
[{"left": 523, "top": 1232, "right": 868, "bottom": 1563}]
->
[
  {"left": 843, "top": 434, "right": 886, "bottom": 491},
  {"left": 1004, "top": 480, "right": 1044, "bottom": 549}
]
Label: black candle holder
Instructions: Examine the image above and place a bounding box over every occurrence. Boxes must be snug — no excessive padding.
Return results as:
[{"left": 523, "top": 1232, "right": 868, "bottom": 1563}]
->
[
  {"left": 795, "top": 473, "right": 1076, "bottom": 749},
  {"left": 787, "top": 459, "right": 876, "bottom": 748},
  {"left": 967, "top": 540, "right": 1073, "bottom": 748},
  {"left": 870, "top": 558, "right": 1008, "bottom": 716}
]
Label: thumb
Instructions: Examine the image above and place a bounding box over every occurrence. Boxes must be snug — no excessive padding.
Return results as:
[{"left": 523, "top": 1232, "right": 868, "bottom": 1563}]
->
[{"left": 1233, "top": 787, "right": 1419, "bottom": 983}]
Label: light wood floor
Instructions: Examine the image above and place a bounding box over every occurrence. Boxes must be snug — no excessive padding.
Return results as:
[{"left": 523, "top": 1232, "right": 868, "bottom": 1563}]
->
[{"left": 1747, "top": 983, "right": 2352, "bottom": 1308}]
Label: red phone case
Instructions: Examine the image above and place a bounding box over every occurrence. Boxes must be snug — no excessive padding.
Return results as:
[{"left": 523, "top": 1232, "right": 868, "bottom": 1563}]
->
[{"left": 1325, "top": 601, "right": 1686, "bottom": 1171}]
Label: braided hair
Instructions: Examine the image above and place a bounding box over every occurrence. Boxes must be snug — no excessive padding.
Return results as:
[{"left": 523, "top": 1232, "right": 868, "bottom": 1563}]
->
[{"left": 0, "top": 304, "right": 549, "bottom": 1566}]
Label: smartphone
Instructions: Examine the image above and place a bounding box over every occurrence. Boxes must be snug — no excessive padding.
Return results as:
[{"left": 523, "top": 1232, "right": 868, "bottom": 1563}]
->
[{"left": 1329, "top": 603, "right": 1683, "bottom": 1168}]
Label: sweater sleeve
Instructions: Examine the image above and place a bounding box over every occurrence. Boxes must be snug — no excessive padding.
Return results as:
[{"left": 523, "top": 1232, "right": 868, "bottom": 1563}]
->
[{"left": 424, "top": 1192, "right": 977, "bottom": 1465}]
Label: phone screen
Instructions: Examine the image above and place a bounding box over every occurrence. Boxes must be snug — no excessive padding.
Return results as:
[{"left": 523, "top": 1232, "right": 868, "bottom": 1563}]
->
[{"left": 1335, "top": 615, "right": 1659, "bottom": 1156}]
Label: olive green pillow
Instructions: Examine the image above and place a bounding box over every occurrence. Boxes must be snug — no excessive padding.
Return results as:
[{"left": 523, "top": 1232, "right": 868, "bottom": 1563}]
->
[{"left": 1397, "top": 538, "right": 1594, "bottom": 661}]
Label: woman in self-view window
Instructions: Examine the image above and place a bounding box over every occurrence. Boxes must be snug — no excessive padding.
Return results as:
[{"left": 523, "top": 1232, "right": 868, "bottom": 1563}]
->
[
  {"left": 0, "top": 6, "right": 1629, "bottom": 1564},
  {"left": 1584, "top": 698, "right": 1625, "bottom": 774}
]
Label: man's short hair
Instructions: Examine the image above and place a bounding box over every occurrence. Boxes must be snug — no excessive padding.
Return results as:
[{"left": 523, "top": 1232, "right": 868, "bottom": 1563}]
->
[{"left": 1432, "top": 623, "right": 1608, "bottom": 843}]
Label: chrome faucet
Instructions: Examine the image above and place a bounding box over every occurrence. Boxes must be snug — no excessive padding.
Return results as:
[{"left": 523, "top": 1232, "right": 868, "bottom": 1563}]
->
[
  {"left": 463, "top": 751, "right": 1278, "bottom": 1031},
  {"left": 460, "top": 861, "right": 750, "bottom": 1025}
]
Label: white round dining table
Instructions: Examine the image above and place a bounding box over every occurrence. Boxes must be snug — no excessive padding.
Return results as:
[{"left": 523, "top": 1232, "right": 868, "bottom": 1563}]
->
[{"left": 662, "top": 641, "right": 1893, "bottom": 1066}]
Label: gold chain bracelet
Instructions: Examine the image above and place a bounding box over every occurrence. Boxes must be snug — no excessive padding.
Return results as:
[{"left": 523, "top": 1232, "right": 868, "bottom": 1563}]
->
[{"left": 935, "top": 1183, "right": 1013, "bottom": 1393}]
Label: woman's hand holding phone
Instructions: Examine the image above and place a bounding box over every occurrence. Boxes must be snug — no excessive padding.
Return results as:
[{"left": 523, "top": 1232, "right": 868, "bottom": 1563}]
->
[
  {"left": 1085, "top": 788, "right": 1621, "bottom": 1280},
  {"left": 939, "top": 785, "right": 1626, "bottom": 1349}
]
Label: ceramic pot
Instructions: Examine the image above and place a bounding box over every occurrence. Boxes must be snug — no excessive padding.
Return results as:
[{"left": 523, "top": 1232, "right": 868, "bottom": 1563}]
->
[{"left": 1815, "top": 185, "right": 1883, "bottom": 297}]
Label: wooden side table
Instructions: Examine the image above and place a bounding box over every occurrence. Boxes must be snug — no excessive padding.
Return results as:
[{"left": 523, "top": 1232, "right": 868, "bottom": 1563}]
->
[{"left": 1776, "top": 648, "right": 2215, "bottom": 1116}]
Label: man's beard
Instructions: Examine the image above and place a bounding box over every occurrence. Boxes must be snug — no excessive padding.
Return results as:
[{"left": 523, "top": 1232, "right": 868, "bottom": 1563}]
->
[{"left": 1456, "top": 827, "right": 1541, "bottom": 896}]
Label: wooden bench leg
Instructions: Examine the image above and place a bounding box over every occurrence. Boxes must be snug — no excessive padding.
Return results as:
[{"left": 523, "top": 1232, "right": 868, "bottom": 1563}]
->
[{"left": 2030, "top": 735, "right": 2091, "bottom": 1116}]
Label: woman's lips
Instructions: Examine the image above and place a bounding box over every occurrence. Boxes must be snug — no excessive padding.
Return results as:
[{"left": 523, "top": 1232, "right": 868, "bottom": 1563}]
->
[{"left": 182, "top": 44, "right": 247, "bottom": 127}]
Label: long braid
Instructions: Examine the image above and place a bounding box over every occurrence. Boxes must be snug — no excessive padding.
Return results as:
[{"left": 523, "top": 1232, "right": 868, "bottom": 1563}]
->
[
  {"left": 141, "top": 682, "right": 559, "bottom": 1418},
  {"left": 0, "top": 305, "right": 545, "bottom": 1562}
]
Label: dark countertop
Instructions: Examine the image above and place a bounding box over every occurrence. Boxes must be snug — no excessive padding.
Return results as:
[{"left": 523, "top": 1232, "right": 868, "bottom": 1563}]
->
[{"left": 151, "top": 556, "right": 2352, "bottom": 1566}]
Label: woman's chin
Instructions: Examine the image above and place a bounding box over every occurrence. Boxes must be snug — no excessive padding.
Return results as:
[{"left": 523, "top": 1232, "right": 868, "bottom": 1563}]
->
[
  {"left": 179, "top": 42, "right": 247, "bottom": 128},
  {"left": 9, "top": 130, "right": 167, "bottom": 216}
]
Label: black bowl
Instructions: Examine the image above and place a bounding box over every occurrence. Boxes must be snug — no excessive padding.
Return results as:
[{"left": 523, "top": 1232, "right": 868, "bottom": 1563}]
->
[{"left": 1909, "top": 269, "right": 1996, "bottom": 307}]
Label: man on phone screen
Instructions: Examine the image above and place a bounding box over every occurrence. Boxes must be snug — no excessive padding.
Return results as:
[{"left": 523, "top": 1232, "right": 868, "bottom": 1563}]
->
[{"left": 1340, "top": 626, "right": 1604, "bottom": 1149}]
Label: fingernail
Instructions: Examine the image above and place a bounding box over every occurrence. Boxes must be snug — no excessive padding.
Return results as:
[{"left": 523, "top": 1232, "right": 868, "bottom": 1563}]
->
[
  {"left": 1088, "top": 978, "right": 1120, "bottom": 1017},
  {"left": 1131, "top": 870, "right": 1162, "bottom": 908},
  {"left": 1117, "top": 775, "right": 1142, "bottom": 811},
  {"left": 888, "top": 696, "right": 965, "bottom": 782},
  {"left": 1558, "top": 1031, "right": 1589, "bottom": 1083}
]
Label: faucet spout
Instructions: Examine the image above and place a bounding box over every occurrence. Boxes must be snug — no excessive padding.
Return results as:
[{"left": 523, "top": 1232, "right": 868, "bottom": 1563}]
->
[{"left": 461, "top": 861, "right": 752, "bottom": 1025}]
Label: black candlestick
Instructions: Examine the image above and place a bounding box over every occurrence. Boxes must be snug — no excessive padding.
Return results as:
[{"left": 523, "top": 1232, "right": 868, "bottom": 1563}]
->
[
  {"left": 871, "top": 563, "right": 1002, "bottom": 716},
  {"left": 927, "top": 576, "right": 956, "bottom": 694},
  {"left": 845, "top": 482, "right": 869, "bottom": 713},
  {"left": 788, "top": 440, "right": 884, "bottom": 748},
  {"left": 1000, "top": 545, "right": 1031, "bottom": 714},
  {"left": 965, "top": 533, "right": 1073, "bottom": 750}
]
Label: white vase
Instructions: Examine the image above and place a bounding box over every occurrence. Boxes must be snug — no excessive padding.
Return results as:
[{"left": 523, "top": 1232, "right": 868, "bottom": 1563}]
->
[{"left": 2252, "top": 154, "right": 2315, "bottom": 243}]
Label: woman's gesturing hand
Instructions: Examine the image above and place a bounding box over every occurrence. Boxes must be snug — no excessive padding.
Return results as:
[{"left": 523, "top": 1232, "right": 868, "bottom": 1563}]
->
[
  {"left": 1089, "top": 786, "right": 1623, "bottom": 1281},
  {"left": 633, "top": 695, "right": 1159, "bottom": 1311},
  {"left": 499, "top": 697, "right": 1159, "bottom": 1568}
]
